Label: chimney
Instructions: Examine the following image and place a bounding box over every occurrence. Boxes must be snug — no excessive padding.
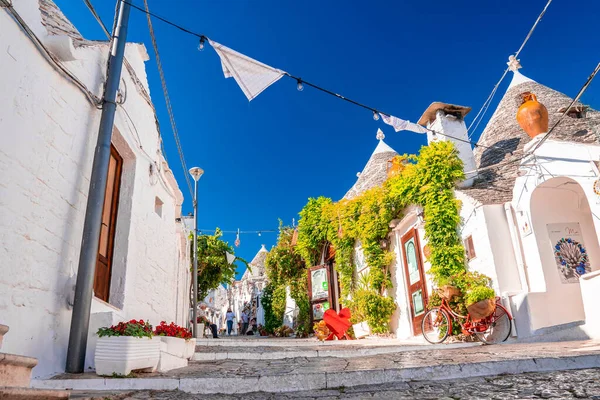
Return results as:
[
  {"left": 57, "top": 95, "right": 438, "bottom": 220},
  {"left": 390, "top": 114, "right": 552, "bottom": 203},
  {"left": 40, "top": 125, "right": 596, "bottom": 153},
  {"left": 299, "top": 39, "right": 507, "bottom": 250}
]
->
[{"left": 418, "top": 103, "right": 476, "bottom": 188}]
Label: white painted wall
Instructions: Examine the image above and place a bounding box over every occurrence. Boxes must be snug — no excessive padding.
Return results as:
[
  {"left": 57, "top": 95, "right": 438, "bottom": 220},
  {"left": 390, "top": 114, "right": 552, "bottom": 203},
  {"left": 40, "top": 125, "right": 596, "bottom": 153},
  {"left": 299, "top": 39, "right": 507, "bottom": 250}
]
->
[
  {"left": 580, "top": 270, "right": 600, "bottom": 338},
  {"left": 511, "top": 138, "right": 600, "bottom": 332},
  {"left": 456, "top": 192, "right": 500, "bottom": 290},
  {"left": 0, "top": 1, "right": 188, "bottom": 377}
]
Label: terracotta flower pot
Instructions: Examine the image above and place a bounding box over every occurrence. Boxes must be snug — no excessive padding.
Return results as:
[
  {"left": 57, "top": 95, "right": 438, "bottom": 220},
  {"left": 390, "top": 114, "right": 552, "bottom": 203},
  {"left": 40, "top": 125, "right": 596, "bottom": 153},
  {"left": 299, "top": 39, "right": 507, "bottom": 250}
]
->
[
  {"left": 467, "top": 298, "right": 495, "bottom": 321},
  {"left": 516, "top": 92, "right": 548, "bottom": 139}
]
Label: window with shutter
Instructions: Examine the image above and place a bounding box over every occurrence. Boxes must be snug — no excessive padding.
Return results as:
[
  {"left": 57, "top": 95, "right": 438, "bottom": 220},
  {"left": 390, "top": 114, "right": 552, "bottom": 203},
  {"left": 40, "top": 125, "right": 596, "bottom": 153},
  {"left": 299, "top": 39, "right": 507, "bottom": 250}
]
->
[
  {"left": 94, "top": 145, "right": 123, "bottom": 302},
  {"left": 464, "top": 235, "right": 476, "bottom": 261}
]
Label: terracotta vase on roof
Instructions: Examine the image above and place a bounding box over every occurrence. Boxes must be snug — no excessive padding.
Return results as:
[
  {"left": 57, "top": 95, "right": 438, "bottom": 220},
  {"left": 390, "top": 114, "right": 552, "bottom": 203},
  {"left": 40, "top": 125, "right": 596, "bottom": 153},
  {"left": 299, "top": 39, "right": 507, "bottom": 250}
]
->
[{"left": 516, "top": 92, "right": 549, "bottom": 138}]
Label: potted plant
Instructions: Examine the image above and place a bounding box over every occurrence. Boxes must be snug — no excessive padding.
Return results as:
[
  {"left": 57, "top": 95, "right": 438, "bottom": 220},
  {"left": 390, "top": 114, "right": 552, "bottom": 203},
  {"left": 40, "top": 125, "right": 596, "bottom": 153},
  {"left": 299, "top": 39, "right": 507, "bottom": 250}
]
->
[
  {"left": 154, "top": 321, "right": 195, "bottom": 360},
  {"left": 95, "top": 320, "right": 159, "bottom": 376},
  {"left": 464, "top": 286, "right": 496, "bottom": 320}
]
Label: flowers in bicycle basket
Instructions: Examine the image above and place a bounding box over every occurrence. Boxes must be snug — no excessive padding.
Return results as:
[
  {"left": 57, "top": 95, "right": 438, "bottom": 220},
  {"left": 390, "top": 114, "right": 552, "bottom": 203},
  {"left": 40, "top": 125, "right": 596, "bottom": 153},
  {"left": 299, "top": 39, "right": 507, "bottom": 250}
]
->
[
  {"left": 463, "top": 286, "right": 496, "bottom": 307},
  {"left": 154, "top": 321, "right": 192, "bottom": 339},
  {"left": 97, "top": 319, "right": 154, "bottom": 339},
  {"left": 435, "top": 271, "right": 496, "bottom": 308},
  {"left": 554, "top": 238, "right": 590, "bottom": 276}
]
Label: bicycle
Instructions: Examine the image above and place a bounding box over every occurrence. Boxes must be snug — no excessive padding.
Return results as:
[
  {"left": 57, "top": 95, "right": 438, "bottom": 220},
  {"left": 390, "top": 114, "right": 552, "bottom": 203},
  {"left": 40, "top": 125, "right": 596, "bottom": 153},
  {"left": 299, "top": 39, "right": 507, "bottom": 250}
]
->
[{"left": 421, "top": 296, "right": 512, "bottom": 345}]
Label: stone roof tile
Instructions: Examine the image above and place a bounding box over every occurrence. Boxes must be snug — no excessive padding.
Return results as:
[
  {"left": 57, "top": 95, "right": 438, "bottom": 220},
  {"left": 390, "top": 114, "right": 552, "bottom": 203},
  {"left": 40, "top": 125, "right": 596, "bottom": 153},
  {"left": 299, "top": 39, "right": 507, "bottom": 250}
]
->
[{"left": 461, "top": 73, "right": 600, "bottom": 205}]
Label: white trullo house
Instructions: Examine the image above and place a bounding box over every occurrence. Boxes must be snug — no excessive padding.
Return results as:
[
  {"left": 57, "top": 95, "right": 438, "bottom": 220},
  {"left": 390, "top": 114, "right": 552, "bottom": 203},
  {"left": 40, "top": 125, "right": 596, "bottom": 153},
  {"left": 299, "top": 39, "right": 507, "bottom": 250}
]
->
[
  {"left": 344, "top": 63, "right": 600, "bottom": 340},
  {"left": 0, "top": 0, "right": 190, "bottom": 377}
]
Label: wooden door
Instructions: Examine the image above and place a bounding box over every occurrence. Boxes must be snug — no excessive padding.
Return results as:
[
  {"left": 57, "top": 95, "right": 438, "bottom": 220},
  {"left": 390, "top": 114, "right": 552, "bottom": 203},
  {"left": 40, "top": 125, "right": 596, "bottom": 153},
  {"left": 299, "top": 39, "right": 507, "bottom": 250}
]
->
[
  {"left": 94, "top": 146, "right": 122, "bottom": 302},
  {"left": 401, "top": 229, "right": 428, "bottom": 335},
  {"left": 307, "top": 265, "right": 332, "bottom": 322}
]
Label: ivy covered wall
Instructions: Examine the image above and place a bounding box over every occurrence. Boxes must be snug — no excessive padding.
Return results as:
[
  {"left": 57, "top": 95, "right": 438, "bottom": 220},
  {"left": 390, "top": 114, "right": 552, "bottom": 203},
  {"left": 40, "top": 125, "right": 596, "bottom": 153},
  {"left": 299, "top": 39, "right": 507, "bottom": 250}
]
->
[{"left": 264, "top": 141, "right": 494, "bottom": 335}]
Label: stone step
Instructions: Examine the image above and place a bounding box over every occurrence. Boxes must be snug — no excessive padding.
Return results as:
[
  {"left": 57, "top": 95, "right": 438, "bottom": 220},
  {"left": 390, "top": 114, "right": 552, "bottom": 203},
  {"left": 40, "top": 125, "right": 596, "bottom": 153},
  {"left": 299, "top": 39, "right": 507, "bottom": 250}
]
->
[
  {"left": 30, "top": 340, "right": 600, "bottom": 395},
  {"left": 0, "top": 353, "right": 38, "bottom": 388},
  {"left": 193, "top": 342, "right": 478, "bottom": 361},
  {"left": 194, "top": 336, "right": 429, "bottom": 347},
  {"left": 0, "top": 387, "right": 69, "bottom": 399}
]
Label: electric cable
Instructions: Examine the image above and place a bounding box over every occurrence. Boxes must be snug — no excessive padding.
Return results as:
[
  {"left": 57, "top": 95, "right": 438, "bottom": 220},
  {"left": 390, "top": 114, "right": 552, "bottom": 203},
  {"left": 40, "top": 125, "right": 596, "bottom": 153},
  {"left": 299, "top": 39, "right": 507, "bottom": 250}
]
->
[
  {"left": 142, "top": 0, "right": 194, "bottom": 198},
  {"left": 467, "top": 0, "right": 553, "bottom": 139},
  {"left": 2, "top": 0, "right": 101, "bottom": 107}
]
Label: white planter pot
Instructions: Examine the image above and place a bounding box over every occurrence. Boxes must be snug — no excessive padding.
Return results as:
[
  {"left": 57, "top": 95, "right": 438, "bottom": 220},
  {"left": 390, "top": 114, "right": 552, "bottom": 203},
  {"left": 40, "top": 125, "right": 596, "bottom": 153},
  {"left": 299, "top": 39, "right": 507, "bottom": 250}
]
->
[
  {"left": 195, "top": 323, "right": 205, "bottom": 339},
  {"left": 159, "top": 336, "right": 187, "bottom": 358},
  {"left": 184, "top": 338, "right": 196, "bottom": 360},
  {"left": 95, "top": 336, "right": 160, "bottom": 376},
  {"left": 352, "top": 321, "right": 371, "bottom": 339}
]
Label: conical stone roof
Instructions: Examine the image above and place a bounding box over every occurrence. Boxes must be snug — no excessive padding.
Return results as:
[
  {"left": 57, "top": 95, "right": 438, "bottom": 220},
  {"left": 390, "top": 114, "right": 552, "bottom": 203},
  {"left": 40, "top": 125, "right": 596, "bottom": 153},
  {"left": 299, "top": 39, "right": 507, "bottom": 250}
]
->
[
  {"left": 461, "top": 71, "right": 600, "bottom": 205},
  {"left": 343, "top": 139, "right": 398, "bottom": 200},
  {"left": 247, "top": 245, "right": 268, "bottom": 280}
]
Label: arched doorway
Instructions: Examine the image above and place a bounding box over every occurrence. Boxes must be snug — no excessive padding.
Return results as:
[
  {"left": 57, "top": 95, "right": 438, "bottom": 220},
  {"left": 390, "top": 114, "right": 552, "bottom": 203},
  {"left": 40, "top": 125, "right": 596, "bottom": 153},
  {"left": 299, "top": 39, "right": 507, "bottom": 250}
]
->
[{"left": 528, "top": 177, "right": 600, "bottom": 330}]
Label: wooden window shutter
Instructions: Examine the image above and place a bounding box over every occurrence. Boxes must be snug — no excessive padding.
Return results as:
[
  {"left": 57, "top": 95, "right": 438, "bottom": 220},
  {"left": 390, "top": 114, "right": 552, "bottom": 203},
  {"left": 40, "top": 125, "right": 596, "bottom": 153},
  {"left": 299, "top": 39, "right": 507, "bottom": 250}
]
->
[
  {"left": 93, "top": 145, "right": 123, "bottom": 302},
  {"left": 464, "top": 235, "right": 476, "bottom": 261}
]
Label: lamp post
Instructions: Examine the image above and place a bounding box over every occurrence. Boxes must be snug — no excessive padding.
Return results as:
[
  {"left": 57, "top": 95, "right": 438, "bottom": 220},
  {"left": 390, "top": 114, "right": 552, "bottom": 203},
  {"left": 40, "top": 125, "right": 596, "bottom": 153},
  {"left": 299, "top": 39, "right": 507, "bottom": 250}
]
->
[{"left": 189, "top": 167, "right": 204, "bottom": 338}]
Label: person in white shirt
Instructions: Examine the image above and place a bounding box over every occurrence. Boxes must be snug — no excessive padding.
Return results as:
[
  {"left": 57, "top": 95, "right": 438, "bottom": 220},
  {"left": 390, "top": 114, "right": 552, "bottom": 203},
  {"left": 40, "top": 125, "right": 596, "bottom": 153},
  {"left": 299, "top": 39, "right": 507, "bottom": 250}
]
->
[
  {"left": 241, "top": 309, "right": 249, "bottom": 335},
  {"left": 225, "top": 308, "right": 235, "bottom": 336}
]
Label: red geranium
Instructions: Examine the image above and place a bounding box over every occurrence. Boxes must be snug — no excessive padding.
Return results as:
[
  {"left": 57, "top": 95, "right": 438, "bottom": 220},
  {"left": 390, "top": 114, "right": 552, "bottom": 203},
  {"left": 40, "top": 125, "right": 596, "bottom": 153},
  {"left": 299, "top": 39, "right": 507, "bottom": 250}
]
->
[
  {"left": 97, "top": 319, "right": 153, "bottom": 339},
  {"left": 154, "top": 321, "right": 192, "bottom": 339}
]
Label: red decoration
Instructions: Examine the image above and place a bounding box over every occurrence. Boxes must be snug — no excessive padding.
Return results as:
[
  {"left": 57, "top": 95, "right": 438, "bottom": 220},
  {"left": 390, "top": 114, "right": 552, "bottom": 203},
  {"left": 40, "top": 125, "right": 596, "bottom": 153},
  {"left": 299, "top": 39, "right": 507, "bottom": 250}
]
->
[{"left": 322, "top": 308, "right": 353, "bottom": 340}]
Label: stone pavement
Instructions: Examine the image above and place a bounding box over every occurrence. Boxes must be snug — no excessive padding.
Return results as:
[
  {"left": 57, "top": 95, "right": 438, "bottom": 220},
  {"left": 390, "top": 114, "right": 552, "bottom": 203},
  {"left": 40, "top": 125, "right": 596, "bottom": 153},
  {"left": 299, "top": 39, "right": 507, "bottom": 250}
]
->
[
  {"left": 72, "top": 368, "right": 600, "bottom": 399},
  {"left": 33, "top": 340, "right": 600, "bottom": 394}
]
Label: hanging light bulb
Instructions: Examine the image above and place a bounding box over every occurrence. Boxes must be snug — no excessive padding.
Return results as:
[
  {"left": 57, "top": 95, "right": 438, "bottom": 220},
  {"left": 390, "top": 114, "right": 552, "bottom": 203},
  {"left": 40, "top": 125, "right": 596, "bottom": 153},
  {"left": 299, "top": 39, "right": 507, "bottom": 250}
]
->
[
  {"left": 235, "top": 228, "right": 241, "bottom": 247},
  {"left": 198, "top": 36, "right": 206, "bottom": 51},
  {"left": 258, "top": 231, "right": 262, "bottom": 237},
  {"left": 297, "top": 79, "right": 304, "bottom": 92},
  {"left": 373, "top": 111, "right": 380, "bottom": 121}
]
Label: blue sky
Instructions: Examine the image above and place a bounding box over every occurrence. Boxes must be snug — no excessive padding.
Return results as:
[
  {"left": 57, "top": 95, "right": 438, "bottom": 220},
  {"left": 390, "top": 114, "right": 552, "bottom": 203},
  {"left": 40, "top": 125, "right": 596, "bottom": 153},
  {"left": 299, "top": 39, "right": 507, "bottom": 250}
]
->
[{"left": 55, "top": 0, "right": 600, "bottom": 278}]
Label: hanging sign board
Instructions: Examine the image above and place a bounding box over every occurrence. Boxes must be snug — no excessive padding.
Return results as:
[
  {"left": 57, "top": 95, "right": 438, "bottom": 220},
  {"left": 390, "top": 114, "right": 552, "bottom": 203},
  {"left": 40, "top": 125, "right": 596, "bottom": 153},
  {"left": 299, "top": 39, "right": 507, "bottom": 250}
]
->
[
  {"left": 307, "top": 265, "right": 332, "bottom": 321},
  {"left": 310, "top": 267, "right": 329, "bottom": 301}
]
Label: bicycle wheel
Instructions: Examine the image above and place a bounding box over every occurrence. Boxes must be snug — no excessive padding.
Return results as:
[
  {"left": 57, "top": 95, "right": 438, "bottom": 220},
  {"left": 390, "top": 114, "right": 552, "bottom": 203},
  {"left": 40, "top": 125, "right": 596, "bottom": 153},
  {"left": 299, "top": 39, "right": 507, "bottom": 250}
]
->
[
  {"left": 475, "top": 304, "right": 512, "bottom": 344},
  {"left": 422, "top": 308, "right": 450, "bottom": 344}
]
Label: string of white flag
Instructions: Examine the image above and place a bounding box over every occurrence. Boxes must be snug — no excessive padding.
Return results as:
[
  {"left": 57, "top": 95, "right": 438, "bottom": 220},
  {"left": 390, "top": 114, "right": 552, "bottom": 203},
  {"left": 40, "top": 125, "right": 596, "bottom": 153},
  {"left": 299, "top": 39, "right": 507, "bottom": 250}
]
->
[
  {"left": 209, "top": 39, "right": 286, "bottom": 101},
  {"left": 206, "top": 39, "right": 424, "bottom": 135}
]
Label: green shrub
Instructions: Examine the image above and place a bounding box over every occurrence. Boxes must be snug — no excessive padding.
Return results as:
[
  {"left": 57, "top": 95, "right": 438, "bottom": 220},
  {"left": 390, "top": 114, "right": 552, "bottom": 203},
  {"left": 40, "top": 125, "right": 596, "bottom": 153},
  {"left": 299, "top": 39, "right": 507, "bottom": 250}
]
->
[{"left": 464, "top": 286, "right": 496, "bottom": 306}]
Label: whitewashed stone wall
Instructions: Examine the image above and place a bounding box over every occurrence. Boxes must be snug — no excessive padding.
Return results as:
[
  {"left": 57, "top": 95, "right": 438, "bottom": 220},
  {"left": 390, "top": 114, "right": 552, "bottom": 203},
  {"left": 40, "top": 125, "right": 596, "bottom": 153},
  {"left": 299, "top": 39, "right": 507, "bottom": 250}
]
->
[{"left": 0, "top": 1, "right": 189, "bottom": 378}]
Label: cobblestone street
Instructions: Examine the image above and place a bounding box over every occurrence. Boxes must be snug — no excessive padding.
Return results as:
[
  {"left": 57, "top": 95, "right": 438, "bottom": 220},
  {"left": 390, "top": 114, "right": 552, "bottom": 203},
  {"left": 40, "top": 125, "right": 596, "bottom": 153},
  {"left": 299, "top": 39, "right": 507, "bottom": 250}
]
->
[{"left": 76, "top": 368, "right": 600, "bottom": 399}]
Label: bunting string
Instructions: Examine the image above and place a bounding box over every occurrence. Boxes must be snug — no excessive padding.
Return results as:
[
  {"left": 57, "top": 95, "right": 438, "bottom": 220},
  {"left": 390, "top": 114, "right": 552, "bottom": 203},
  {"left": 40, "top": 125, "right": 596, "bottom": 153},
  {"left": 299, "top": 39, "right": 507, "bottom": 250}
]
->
[{"left": 119, "top": 0, "right": 519, "bottom": 154}]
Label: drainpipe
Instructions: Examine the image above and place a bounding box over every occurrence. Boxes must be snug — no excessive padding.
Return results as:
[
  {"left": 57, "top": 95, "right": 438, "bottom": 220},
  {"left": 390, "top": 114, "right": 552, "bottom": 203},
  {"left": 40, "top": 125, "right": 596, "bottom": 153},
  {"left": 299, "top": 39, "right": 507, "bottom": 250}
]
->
[
  {"left": 504, "top": 203, "right": 530, "bottom": 292},
  {"left": 66, "top": 0, "right": 131, "bottom": 373}
]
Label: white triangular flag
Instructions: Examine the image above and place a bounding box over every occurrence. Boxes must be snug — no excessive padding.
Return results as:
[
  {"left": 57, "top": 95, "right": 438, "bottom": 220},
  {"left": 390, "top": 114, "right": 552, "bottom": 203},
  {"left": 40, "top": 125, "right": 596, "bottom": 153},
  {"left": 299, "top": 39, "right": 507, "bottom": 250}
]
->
[
  {"left": 209, "top": 39, "right": 286, "bottom": 101},
  {"left": 380, "top": 113, "right": 427, "bottom": 134},
  {"left": 226, "top": 252, "right": 236, "bottom": 265}
]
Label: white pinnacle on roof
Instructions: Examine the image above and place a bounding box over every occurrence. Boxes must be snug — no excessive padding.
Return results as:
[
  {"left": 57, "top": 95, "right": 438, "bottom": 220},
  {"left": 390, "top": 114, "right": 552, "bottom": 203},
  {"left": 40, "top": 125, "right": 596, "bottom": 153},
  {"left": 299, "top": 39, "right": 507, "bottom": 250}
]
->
[
  {"left": 506, "top": 55, "right": 535, "bottom": 89},
  {"left": 373, "top": 129, "right": 395, "bottom": 154}
]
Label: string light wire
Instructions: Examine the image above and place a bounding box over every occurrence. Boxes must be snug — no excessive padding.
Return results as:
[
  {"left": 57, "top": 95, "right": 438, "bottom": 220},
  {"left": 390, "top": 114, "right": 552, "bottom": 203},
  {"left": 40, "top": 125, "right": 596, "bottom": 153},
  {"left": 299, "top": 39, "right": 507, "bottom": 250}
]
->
[
  {"left": 467, "top": 0, "right": 553, "bottom": 139},
  {"left": 2, "top": 0, "right": 101, "bottom": 107},
  {"left": 116, "top": 1, "right": 520, "bottom": 154},
  {"left": 142, "top": 0, "right": 194, "bottom": 197}
]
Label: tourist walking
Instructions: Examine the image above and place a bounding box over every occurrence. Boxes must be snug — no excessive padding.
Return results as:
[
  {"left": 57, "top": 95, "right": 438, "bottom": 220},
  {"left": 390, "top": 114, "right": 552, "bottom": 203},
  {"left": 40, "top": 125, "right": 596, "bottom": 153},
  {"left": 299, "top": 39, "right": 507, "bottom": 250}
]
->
[
  {"left": 241, "top": 308, "right": 249, "bottom": 335},
  {"left": 225, "top": 308, "right": 235, "bottom": 336}
]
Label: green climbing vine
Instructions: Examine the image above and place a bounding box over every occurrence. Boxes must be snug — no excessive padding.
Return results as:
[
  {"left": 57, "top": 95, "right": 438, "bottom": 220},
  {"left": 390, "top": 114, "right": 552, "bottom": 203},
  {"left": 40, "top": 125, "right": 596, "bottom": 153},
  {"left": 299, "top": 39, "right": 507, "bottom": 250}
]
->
[
  {"left": 265, "top": 141, "right": 493, "bottom": 336},
  {"left": 294, "top": 141, "right": 491, "bottom": 334},
  {"left": 263, "top": 223, "right": 310, "bottom": 335}
]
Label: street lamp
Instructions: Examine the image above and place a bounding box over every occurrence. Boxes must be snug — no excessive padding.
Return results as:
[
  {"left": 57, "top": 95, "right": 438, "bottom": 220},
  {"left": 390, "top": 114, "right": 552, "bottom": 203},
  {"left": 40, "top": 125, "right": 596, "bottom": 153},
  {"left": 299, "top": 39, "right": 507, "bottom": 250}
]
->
[{"left": 189, "top": 167, "right": 204, "bottom": 338}]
